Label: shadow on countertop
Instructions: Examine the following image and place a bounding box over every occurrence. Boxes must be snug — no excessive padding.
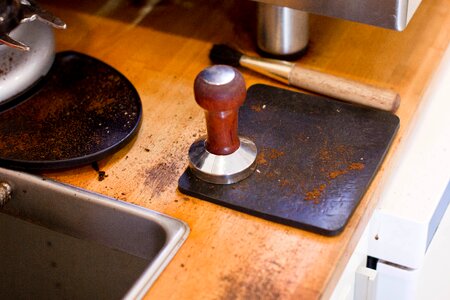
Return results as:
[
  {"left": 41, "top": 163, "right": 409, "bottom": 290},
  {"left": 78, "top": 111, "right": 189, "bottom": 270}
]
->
[{"left": 39, "top": 0, "right": 258, "bottom": 53}]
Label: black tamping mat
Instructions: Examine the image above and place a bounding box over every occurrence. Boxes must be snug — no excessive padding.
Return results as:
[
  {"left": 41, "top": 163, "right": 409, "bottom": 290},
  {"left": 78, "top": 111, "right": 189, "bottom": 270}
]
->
[
  {"left": 0, "top": 51, "right": 141, "bottom": 170},
  {"left": 179, "top": 84, "right": 399, "bottom": 236}
]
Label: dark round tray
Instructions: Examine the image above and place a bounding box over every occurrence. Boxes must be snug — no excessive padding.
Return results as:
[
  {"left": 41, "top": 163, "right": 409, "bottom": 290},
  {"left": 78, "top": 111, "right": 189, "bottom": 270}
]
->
[{"left": 0, "top": 51, "right": 142, "bottom": 170}]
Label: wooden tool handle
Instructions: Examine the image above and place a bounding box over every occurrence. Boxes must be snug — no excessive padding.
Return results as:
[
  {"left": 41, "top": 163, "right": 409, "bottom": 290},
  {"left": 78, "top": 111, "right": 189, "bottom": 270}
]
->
[
  {"left": 194, "top": 65, "right": 247, "bottom": 155},
  {"left": 289, "top": 65, "right": 400, "bottom": 112}
]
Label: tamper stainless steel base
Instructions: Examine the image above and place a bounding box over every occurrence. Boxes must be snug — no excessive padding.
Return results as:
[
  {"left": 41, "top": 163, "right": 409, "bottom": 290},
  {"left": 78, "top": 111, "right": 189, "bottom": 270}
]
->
[
  {"left": 188, "top": 65, "right": 257, "bottom": 184},
  {"left": 189, "top": 136, "right": 257, "bottom": 185}
]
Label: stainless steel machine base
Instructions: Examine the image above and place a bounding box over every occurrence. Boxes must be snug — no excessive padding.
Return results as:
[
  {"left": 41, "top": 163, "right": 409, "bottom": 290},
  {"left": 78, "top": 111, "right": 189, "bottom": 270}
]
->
[{"left": 257, "top": 3, "right": 309, "bottom": 59}]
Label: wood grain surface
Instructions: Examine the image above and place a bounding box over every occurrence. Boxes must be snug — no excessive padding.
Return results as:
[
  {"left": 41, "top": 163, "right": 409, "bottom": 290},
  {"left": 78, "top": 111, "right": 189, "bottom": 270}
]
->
[{"left": 38, "top": 0, "right": 450, "bottom": 298}]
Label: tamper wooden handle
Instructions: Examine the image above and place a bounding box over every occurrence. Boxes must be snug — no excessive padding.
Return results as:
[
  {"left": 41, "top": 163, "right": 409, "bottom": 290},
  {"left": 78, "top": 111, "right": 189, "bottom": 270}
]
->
[{"left": 194, "top": 65, "right": 247, "bottom": 155}]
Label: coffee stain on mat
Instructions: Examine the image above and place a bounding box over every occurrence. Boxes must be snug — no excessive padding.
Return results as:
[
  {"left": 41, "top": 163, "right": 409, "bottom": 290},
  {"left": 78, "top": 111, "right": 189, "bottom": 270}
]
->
[
  {"left": 254, "top": 143, "right": 366, "bottom": 204},
  {"left": 250, "top": 104, "right": 262, "bottom": 112},
  {"left": 304, "top": 161, "right": 365, "bottom": 203},
  {"left": 256, "top": 147, "right": 285, "bottom": 167},
  {"left": 304, "top": 184, "right": 326, "bottom": 203},
  {"left": 256, "top": 152, "right": 268, "bottom": 166},
  {"left": 349, "top": 162, "right": 365, "bottom": 170},
  {"left": 329, "top": 169, "right": 348, "bottom": 179},
  {"left": 268, "top": 148, "right": 284, "bottom": 159},
  {"left": 328, "top": 162, "right": 365, "bottom": 180}
]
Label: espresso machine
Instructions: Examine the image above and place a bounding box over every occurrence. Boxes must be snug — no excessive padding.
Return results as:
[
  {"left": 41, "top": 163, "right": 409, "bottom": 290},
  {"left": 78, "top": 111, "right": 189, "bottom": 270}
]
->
[{"left": 254, "top": 0, "right": 423, "bottom": 57}]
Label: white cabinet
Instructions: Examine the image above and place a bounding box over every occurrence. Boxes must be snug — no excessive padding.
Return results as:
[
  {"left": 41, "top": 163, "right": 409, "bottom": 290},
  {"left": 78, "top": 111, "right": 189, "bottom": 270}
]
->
[{"left": 331, "top": 45, "right": 450, "bottom": 300}]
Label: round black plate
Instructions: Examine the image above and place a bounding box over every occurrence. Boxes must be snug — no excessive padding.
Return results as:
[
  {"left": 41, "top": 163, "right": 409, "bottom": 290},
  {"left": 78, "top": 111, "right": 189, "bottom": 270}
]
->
[{"left": 0, "top": 51, "right": 142, "bottom": 170}]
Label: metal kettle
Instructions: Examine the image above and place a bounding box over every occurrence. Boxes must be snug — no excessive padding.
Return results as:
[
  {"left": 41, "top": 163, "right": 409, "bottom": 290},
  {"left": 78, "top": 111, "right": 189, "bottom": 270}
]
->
[{"left": 0, "top": 0, "right": 65, "bottom": 51}]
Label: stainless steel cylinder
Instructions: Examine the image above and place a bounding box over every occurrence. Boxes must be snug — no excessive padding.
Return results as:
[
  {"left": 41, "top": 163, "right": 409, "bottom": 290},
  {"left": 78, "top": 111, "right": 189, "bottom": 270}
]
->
[{"left": 257, "top": 3, "right": 309, "bottom": 58}]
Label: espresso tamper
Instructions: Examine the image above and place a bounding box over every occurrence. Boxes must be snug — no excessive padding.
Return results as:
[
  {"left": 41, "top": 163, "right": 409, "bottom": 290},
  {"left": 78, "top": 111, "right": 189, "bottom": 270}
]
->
[{"left": 188, "top": 65, "right": 257, "bottom": 184}]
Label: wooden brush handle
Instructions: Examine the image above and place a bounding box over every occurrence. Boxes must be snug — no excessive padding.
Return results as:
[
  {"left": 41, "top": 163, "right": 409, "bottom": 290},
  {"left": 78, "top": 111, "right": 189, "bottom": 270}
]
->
[{"left": 289, "top": 65, "right": 400, "bottom": 112}]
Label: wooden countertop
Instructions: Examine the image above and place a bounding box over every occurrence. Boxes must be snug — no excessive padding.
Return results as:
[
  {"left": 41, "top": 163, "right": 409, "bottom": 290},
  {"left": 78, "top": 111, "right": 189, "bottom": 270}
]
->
[{"left": 40, "top": 0, "right": 449, "bottom": 298}]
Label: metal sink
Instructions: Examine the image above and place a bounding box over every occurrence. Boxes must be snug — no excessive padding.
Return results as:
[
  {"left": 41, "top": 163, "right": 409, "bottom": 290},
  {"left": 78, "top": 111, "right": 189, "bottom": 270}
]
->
[{"left": 0, "top": 167, "right": 189, "bottom": 300}]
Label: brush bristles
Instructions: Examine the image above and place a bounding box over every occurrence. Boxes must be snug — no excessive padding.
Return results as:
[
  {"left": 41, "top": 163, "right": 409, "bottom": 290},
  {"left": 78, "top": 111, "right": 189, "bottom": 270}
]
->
[{"left": 209, "top": 44, "right": 243, "bottom": 67}]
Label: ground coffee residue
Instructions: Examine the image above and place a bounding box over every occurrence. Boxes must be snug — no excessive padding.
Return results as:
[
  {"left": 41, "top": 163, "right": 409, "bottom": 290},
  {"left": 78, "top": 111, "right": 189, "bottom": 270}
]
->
[
  {"left": 348, "top": 162, "right": 365, "bottom": 170},
  {"left": 305, "top": 184, "right": 326, "bottom": 203},
  {"left": 305, "top": 161, "right": 366, "bottom": 203}
]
